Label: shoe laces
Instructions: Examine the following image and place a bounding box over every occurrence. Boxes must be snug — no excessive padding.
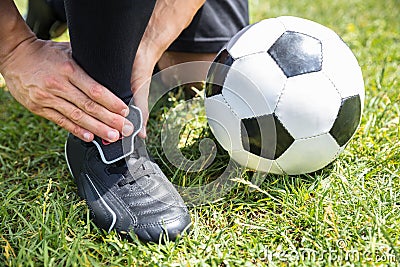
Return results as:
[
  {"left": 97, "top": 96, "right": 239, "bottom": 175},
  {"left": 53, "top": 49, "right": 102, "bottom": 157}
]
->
[
  {"left": 119, "top": 156, "right": 158, "bottom": 187},
  {"left": 106, "top": 139, "right": 158, "bottom": 187}
]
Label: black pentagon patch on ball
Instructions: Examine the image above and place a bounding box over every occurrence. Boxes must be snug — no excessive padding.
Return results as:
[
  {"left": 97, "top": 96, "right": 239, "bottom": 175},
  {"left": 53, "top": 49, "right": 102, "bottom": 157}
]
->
[
  {"left": 241, "top": 114, "right": 294, "bottom": 160},
  {"left": 330, "top": 95, "right": 362, "bottom": 146},
  {"left": 268, "top": 31, "right": 322, "bottom": 77},
  {"left": 205, "top": 49, "right": 235, "bottom": 97}
]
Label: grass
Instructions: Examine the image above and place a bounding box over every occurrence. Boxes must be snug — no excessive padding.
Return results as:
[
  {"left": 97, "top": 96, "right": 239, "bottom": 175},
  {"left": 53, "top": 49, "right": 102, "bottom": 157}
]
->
[{"left": 1, "top": 0, "right": 399, "bottom": 266}]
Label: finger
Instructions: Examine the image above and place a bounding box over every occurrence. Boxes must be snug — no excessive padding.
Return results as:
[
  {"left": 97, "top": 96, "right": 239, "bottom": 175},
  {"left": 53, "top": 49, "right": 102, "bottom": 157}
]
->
[
  {"left": 49, "top": 97, "right": 122, "bottom": 142},
  {"left": 65, "top": 61, "right": 129, "bottom": 117},
  {"left": 41, "top": 108, "right": 94, "bottom": 142},
  {"left": 53, "top": 82, "right": 134, "bottom": 137}
]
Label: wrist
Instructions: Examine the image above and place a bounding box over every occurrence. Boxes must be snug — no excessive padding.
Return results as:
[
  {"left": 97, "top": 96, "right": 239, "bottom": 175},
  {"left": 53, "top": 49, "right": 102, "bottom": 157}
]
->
[
  {"left": 0, "top": 0, "right": 37, "bottom": 72},
  {"left": 0, "top": 35, "right": 38, "bottom": 74}
]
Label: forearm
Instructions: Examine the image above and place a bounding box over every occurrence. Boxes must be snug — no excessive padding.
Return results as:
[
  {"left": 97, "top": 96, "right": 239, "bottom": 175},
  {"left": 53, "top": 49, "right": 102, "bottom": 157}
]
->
[
  {"left": 0, "top": 0, "right": 36, "bottom": 71},
  {"left": 139, "top": 0, "right": 206, "bottom": 63}
]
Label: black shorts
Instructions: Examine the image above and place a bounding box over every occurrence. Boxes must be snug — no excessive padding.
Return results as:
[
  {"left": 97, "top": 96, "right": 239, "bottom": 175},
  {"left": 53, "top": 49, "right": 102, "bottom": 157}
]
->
[
  {"left": 44, "top": 0, "right": 248, "bottom": 53},
  {"left": 168, "top": 0, "right": 249, "bottom": 53}
]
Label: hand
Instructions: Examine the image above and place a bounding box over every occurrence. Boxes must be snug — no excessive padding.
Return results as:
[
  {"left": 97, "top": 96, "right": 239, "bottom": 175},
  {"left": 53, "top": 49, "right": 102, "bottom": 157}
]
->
[
  {"left": 130, "top": 49, "right": 156, "bottom": 139},
  {"left": 1, "top": 38, "right": 133, "bottom": 142},
  {"left": 130, "top": 0, "right": 206, "bottom": 139}
]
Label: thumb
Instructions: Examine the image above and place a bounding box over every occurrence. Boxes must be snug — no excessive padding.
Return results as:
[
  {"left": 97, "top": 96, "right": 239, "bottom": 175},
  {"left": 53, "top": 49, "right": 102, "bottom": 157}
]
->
[{"left": 132, "top": 80, "right": 150, "bottom": 139}]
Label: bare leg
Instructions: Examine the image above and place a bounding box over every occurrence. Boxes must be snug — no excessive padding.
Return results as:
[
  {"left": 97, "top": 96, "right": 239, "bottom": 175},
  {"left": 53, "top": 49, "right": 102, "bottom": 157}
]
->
[
  {"left": 158, "top": 51, "right": 216, "bottom": 77},
  {"left": 156, "top": 52, "right": 216, "bottom": 98}
]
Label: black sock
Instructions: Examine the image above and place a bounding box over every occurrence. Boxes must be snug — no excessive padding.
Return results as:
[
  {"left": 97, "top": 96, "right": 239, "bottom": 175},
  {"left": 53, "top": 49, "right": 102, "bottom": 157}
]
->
[{"left": 64, "top": 0, "right": 156, "bottom": 103}]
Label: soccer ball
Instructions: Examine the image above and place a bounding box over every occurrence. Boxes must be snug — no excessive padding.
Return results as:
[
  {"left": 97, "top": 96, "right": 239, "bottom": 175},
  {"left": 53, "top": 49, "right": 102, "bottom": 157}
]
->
[{"left": 204, "top": 16, "right": 364, "bottom": 175}]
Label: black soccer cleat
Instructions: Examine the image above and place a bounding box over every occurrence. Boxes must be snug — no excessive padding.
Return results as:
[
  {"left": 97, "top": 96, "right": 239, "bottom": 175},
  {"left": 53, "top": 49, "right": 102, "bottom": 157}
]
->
[
  {"left": 64, "top": 107, "right": 191, "bottom": 242},
  {"left": 25, "top": 0, "right": 67, "bottom": 40}
]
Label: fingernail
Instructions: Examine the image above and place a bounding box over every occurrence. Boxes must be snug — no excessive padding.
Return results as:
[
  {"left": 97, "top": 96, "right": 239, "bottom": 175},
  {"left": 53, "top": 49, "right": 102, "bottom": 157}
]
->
[
  {"left": 107, "top": 130, "right": 119, "bottom": 141},
  {"left": 122, "top": 121, "right": 134, "bottom": 136},
  {"left": 121, "top": 108, "right": 129, "bottom": 117},
  {"left": 83, "top": 132, "right": 91, "bottom": 141}
]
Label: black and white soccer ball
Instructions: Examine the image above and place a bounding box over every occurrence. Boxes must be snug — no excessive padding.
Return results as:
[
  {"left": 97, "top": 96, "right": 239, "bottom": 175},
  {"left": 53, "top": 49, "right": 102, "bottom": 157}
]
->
[{"left": 204, "top": 16, "right": 364, "bottom": 175}]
